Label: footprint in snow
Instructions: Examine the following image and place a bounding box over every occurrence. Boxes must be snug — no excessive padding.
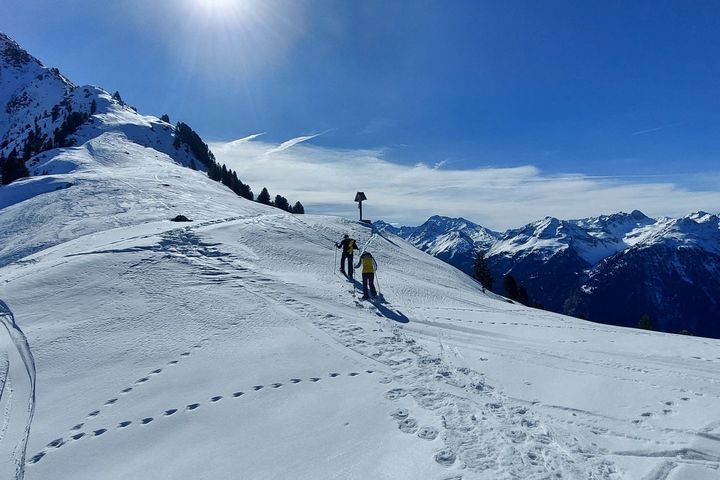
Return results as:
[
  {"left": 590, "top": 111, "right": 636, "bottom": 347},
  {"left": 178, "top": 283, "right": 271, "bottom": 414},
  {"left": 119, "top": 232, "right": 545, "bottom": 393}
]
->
[
  {"left": 87, "top": 410, "right": 100, "bottom": 418},
  {"left": 434, "top": 449, "right": 457, "bottom": 467},
  {"left": 233, "top": 391, "right": 244, "bottom": 397},
  {"left": 28, "top": 452, "right": 45, "bottom": 464},
  {"left": 94, "top": 429, "right": 107, "bottom": 436},
  {"left": 72, "top": 432, "right": 85, "bottom": 440},
  {"left": 390, "top": 408, "right": 409, "bottom": 420},
  {"left": 253, "top": 385, "right": 264, "bottom": 391},
  {"left": 47, "top": 438, "right": 64, "bottom": 448},
  {"left": 118, "top": 421, "right": 132, "bottom": 428},
  {"left": 71, "top": 423, "right": 84, "bottom": 431},
  {"left": 348, "top": 372, "right": 359, "bottom": 377},
  {"left": 168, "top": 360, "right": 179, "bottom": 365},
  {"left": 150, "top": 369, "right": 162, "bottom": 374},
  {"left": 310, "top": 377, "right": 321, "bottom": 382},
  {"left": 187, "top": 403, "right": 200, "bottom": 411},
  {"left": 141, "top": 417, "right": 154, "bottom": 425},
  {"left": 398, "top": 418, "right": 419, "bottom": 434},
  {"left": 211, "top": 396, "right": 223, "bottom": 402},
  {"left": 136, "top": 377, "right": 149, "bottom": 384},
  {"left": 507, "top": 429, "right": 527, "bottom": 443},
  {"left": 329, "top": 373, "right": 340, "bottom": 378},
  {"left": 271, "top": 383, "right": 283, "bottom": 389},
  {"left": 164, "top": 409, "right": 178, "bottom": 416},
  {"left": 417, "top": 426, "right": 439, "bottom": 440},
  {"left": 290, "top": 378, "right": 302, "bottom": 384},
  {"left": 121, "top": 387, "right": 133, "bottom": 394},
  {"left": 385, "top": 388, "right": 409, "bottom": 400},
  {"left": 105, "top": 398, "right": 118, "bottom": 406},
  {"left": 180, "top": 352, "right": 190, "bottom": 357}
]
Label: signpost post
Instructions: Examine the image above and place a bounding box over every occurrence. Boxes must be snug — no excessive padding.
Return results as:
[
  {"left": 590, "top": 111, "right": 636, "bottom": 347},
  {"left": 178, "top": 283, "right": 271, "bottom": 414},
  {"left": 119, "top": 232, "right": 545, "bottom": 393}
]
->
[{"left": 354, "top": 192, "right": 367, "bottom": 222}]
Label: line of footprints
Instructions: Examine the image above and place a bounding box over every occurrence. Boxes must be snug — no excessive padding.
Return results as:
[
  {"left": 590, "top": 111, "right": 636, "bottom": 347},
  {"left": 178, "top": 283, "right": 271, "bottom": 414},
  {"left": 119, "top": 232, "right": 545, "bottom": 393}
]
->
[{"left": 28, "top": 370, "right": 375, "bottom": 466}]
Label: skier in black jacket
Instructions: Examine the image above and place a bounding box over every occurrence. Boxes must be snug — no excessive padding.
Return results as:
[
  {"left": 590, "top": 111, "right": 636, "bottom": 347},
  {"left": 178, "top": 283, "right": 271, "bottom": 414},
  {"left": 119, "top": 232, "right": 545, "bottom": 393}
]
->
[{"left": 336, "top": 234, "right": 358, "bottom": 278}]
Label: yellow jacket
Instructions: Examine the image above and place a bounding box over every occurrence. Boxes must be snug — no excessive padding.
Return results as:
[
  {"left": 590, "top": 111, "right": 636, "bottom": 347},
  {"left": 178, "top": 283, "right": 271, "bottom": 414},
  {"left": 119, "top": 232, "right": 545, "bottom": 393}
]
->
[{"left": 359, "top": 253, "right": 377, "bottom": 274}]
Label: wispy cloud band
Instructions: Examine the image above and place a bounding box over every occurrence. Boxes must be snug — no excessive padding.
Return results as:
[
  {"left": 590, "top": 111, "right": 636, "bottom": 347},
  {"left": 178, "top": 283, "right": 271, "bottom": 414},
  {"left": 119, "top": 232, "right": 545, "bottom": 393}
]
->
[{"left": 211, "top": 137, "right": 720, "bottom": 230}]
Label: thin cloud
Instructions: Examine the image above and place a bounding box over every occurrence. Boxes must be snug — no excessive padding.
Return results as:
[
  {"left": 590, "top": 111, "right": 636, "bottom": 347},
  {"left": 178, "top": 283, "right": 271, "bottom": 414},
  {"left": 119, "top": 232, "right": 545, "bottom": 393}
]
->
[
  {"left": 228, "top": 133, "right": 265, "bottom": 145},
  {"left": 211, "top": 139, "right": 720, "bottom": 230},
  {"left": 631, "top": 122, "right": 683, "bottom": 136},
  {"left": 264, "top": 133, "right": 321, "bottom": 155}
]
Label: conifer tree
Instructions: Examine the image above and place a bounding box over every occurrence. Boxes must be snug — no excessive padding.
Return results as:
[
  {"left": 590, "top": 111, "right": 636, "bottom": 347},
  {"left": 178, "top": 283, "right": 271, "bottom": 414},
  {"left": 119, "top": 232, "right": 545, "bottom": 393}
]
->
[
  {"left": 638, "top": 314, "right": 654, "bottom": 331},
  {"left": 274, "top": 195, "right": 290, "bottom": 212},
  {"left": 517, "top": 285, "right": 529, "bottom": 306},
  {"left": 503, "top": 274, "right": 520, "bottom": 302},
  {"left": 257, "top": 187, "right": 271, "bottom": 205},
  {"left": 473, "top": 251, "right": 493, "bottom": 291},
  {"left": 291, "top": 201, "right": 305, "bottom": 214},
  {"left": 1, "top": 149, "right": 29, "bottom": 185}
]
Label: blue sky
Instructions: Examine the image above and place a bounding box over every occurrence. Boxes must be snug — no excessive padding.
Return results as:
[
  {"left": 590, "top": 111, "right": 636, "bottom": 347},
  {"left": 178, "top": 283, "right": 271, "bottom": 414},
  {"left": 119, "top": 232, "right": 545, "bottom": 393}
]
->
[{"left": 4, "top": 0, "right": 720, "bottom": 225}]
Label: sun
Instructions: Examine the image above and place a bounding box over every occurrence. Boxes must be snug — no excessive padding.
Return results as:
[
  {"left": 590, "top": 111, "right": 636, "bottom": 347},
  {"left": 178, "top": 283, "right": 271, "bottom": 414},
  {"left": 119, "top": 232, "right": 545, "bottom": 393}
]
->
[{"left": 193, "top": 0, "right": 252, "bottom": 19}]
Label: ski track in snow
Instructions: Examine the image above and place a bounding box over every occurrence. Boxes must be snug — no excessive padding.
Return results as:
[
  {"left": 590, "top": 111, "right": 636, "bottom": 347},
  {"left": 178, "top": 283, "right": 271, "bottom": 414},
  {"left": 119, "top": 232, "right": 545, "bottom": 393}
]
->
[{"left": 0, "top": 301, "right": 36, "bottom": 480}]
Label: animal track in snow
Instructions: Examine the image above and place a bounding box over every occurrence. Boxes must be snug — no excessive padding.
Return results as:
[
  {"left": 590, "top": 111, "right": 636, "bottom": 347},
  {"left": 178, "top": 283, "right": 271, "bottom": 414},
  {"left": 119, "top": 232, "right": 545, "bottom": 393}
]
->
[{"left": 28, "top": 371, "right": 370, "bottom": 466}]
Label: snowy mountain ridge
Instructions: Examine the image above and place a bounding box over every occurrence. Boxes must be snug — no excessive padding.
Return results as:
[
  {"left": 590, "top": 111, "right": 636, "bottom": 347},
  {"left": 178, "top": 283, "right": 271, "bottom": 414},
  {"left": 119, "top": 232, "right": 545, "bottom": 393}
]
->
[
  {"left": 377, "top": 210, "right": 720, "bottom": 336},
  {"left": 0, "top": 31, "right": 203, "bottom": 184}
]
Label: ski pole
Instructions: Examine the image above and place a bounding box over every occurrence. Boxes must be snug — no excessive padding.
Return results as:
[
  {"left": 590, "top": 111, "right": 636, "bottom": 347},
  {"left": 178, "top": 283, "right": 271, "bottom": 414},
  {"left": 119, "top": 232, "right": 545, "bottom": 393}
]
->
[{"left": 375, "top": 271, "right": 381, "bottom": 295}]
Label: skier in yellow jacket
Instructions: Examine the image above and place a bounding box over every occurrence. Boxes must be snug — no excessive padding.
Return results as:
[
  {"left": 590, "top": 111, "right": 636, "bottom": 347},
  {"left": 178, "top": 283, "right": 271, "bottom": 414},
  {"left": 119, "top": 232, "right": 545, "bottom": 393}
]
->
[{"left": 356, "top": 251, "right": 378, "bottom": 300}]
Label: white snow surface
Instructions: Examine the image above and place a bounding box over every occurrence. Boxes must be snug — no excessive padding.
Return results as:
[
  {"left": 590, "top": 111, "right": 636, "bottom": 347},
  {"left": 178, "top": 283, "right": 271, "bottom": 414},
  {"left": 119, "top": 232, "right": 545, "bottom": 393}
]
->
[{"left": 1, "top": 136, "right": 720, "bottom": 479}]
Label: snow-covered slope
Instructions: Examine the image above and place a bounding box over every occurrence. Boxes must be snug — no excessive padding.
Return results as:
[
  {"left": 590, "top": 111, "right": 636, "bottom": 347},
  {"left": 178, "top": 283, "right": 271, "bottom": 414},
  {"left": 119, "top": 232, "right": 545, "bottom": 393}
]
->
[
  {"left": 0, "top": 31, "right": 202, "bottom": 187},
  {"left": 1, "top": 135, "right": 720, "bottom": 479}
]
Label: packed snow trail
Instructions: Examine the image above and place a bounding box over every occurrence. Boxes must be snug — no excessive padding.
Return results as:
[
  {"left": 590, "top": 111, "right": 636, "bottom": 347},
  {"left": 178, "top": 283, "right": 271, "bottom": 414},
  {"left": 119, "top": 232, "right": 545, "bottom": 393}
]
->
[{"left": 0, "top": 300, "right": 36, "bottom": 480}]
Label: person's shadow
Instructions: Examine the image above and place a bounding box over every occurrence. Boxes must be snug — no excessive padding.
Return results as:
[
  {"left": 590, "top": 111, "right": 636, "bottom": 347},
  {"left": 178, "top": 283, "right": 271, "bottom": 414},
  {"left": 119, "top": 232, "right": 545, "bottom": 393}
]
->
[{"left": 349, "top": 281, "right": 409, "bottom": 324}]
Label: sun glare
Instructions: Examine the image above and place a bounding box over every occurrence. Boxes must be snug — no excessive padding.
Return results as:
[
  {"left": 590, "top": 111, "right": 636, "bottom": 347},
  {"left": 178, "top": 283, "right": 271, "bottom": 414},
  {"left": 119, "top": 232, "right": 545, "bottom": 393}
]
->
[{"left": 193, "top": 0, "right": 253, "bottom": 20}]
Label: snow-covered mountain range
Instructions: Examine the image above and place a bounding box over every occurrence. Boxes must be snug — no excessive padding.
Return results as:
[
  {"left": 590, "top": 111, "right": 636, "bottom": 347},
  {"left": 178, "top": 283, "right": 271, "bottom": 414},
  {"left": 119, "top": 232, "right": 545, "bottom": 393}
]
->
[
  {"left": 376, "top": 210, "right": 720, "bottom": 337},
  {"left": 3, "top": 33, "right": 720, "bottom": 480}
]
